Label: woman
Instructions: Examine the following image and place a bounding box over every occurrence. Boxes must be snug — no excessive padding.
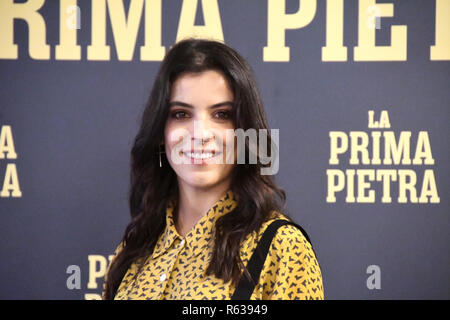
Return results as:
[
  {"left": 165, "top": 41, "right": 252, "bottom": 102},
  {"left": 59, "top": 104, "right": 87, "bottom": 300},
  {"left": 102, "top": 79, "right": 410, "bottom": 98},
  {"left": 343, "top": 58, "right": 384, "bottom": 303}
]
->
[{"left": 103, "top": 38, "right": 324, "bottom": 300}]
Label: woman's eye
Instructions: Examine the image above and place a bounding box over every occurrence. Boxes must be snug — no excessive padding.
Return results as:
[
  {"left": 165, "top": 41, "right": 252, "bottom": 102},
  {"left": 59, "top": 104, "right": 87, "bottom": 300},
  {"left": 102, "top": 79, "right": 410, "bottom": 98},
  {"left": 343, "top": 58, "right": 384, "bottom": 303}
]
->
[
  {"left": 214, "top": 110, "right": 232, "bottom": 120},
  {"left": 171, "top": 111, "right": 189, "bottom": 119}
]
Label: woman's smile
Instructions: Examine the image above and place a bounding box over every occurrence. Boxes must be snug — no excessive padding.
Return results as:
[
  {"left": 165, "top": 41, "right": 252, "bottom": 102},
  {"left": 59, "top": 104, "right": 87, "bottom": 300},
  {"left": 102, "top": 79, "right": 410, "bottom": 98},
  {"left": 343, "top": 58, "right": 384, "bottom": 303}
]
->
[{"left": 181, "top": 149, "right": 222, "bottom": 164}]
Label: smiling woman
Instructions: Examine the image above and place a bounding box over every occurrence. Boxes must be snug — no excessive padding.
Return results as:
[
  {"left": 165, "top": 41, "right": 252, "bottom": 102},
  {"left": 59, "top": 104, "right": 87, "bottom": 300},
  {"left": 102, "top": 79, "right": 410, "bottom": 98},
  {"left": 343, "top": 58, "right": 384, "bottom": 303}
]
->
[
  {"left": 165, "top": 70, "right": 235, "bottom": 171},
  {"left": 102, "top": 38, "right": 324, "bottom": 300},
  {"left": 164, "top": 69, "right": 237, "bottom": 236}
]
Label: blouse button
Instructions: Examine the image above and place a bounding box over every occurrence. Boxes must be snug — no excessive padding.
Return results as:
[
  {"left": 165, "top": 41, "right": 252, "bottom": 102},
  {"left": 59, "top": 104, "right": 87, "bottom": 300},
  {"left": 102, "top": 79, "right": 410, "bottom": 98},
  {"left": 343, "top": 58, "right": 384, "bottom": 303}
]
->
[
  {"left": 179, "top": 239, "right": 185, "bottom": 247},
  {"left": 160, "top": 273, "right": 167, "bottom": 282}
]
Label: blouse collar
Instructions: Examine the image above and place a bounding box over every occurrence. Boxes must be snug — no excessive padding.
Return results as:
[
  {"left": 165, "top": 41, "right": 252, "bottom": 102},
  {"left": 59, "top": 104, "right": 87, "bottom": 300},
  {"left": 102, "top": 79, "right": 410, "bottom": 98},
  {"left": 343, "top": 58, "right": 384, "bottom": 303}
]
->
[{"left": 152, "top": 189, "right": 237, "bottom": 259}]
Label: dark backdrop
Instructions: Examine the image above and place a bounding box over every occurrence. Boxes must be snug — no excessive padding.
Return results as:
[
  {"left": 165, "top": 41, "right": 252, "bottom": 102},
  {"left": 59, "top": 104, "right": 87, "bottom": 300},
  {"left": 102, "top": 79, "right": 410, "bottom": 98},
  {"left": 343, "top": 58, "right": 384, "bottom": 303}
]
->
[{"left": 0, "top": 0, "right": 448, "bottom": 299}]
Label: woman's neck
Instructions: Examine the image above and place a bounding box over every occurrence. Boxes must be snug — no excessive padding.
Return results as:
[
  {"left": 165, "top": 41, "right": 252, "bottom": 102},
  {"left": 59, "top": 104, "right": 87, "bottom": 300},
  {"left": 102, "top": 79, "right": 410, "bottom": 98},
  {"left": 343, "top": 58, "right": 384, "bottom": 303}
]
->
[{"left": 174, "top": 180, "right": 232, "bottom": 237}]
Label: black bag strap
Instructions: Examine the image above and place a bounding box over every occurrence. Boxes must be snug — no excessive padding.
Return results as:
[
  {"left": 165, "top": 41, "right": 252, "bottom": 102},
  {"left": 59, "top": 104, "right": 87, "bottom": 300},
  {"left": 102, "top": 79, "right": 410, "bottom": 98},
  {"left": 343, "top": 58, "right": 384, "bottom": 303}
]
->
[{"left": 231, "top": 219, "right": 314, "bottom": 300}]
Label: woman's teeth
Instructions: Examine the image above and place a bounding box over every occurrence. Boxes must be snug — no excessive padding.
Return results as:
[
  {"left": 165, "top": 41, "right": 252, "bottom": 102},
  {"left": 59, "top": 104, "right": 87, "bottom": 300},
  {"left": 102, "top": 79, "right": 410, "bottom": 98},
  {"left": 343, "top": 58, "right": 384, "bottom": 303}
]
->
[{"left": 184, "top": 152, "right": 215, "bottom": 160}]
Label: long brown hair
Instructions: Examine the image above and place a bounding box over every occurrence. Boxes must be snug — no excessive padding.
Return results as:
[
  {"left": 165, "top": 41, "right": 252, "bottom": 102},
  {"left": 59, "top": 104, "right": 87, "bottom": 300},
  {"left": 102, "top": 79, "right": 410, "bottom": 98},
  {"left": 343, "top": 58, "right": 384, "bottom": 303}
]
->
[{"left": 103, "top": 38, "right": 287, "bottom": 299}]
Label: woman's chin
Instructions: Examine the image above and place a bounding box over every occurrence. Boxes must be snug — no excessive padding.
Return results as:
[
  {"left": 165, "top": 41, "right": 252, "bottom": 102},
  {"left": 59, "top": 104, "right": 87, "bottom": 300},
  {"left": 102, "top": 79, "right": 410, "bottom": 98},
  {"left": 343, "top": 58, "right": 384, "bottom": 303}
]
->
[
  {"left": 176, "top": 170, "right": 232, "bottom": 190},
  {"left": 183, "top": 176, "right": 220, "bottom": 189}
]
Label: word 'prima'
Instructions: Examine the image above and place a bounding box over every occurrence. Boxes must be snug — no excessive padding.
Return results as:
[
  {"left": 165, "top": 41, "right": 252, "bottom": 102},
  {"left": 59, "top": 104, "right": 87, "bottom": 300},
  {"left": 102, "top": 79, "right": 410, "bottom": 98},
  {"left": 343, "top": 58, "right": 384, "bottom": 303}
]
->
[{"left": 0, "top": 0, "right": 448, "bottom": 62}]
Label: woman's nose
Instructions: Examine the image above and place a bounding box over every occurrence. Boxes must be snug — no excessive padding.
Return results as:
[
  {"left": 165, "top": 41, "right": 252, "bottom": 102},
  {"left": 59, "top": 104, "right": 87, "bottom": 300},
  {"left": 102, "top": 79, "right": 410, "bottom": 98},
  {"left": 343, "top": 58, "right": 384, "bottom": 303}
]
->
[{"left": 191, "top": 119, "right": 215, "bottom": 147}]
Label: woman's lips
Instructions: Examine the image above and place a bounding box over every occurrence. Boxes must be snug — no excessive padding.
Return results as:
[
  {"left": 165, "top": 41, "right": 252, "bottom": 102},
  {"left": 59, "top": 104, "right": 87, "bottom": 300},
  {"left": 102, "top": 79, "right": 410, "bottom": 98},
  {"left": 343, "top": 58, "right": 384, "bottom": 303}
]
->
[{"left": 180, "top": 150, "right": 222, "bottom": 164}]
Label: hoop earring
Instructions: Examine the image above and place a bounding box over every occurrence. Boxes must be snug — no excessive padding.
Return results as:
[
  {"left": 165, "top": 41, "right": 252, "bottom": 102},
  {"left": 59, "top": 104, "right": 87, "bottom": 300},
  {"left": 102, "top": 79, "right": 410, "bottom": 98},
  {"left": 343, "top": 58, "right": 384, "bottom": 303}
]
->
[{"left": 159, "top": 144, "right": 165, "bottom": 168}]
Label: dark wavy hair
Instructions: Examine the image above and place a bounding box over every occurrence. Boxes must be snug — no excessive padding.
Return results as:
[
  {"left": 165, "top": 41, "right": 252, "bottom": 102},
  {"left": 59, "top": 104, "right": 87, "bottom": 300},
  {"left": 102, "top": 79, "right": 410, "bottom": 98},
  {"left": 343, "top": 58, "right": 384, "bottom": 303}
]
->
[{"left": 103, "top": 38, "right": 287, "bottom": 299}]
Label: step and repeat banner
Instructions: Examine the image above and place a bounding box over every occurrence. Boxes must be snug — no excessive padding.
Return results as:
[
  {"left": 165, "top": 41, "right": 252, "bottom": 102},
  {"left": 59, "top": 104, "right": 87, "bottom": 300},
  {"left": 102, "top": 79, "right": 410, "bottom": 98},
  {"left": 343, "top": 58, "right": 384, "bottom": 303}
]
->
[{"left": 0, "top": 0, "right": 448, "bottom": 299}]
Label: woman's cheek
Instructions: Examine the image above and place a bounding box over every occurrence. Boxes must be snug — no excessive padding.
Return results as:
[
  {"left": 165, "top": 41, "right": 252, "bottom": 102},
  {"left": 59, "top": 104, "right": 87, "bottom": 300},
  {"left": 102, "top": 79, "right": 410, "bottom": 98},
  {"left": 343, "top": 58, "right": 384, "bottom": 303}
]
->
[
  {"left": 166, "top": 126, "right": 189, "bottom": 165},
  {"left": 222, "top": 130, "right": 237, "bottom": 164}
]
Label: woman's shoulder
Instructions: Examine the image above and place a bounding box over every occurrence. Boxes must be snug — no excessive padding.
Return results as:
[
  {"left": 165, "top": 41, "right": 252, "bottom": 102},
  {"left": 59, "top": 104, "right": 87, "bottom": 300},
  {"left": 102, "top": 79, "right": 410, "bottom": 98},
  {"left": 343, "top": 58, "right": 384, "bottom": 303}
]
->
[
  {"left": 260, "top": 211, "right": 311, "bottom": 247},
  {"left": 251, "top": 212, "right": 324, "bottom": 300},
  {"left": 111, "top": 241, "right": 125, "bottom": 257},
  {"left": 241, "top": 211, "right": 312, "bottom": 259}
]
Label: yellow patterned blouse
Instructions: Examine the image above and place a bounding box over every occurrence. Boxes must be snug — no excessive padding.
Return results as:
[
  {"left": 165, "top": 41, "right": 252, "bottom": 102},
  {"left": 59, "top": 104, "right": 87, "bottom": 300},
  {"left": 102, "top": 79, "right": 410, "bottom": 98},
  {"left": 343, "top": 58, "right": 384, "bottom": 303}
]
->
[{"left": 103, "top": 190, "right": 324, "bottom": 300}]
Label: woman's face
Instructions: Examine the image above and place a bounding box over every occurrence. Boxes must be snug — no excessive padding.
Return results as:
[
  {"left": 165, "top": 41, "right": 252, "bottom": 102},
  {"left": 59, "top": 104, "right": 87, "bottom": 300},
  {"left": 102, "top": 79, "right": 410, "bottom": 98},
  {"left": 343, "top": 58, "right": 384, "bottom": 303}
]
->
[{"left": 164, "top": 70, "right": 236, "bottom": 190}]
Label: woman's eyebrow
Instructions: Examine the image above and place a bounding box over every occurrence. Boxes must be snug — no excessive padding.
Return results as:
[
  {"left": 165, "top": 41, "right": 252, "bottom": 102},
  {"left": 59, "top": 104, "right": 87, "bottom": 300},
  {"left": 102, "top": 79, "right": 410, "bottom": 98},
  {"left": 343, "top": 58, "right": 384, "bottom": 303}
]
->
[{"left": 168, "top": 101, "right": 234, "bottom": 109}]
